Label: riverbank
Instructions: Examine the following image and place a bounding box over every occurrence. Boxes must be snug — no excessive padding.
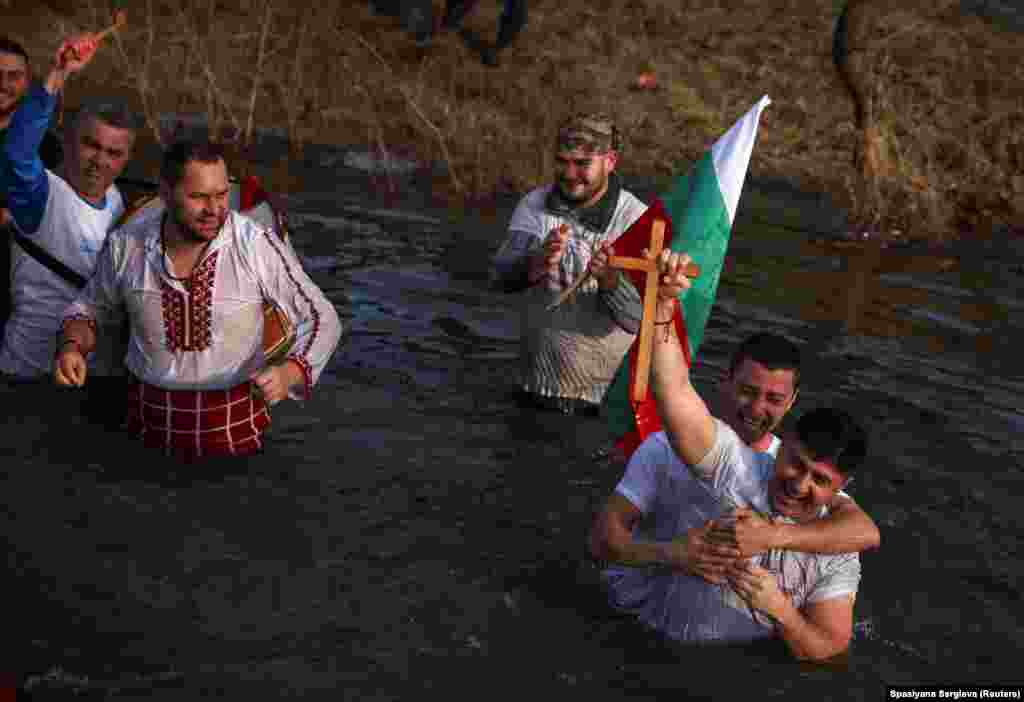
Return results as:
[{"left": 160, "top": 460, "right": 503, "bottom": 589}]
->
[{"left": 5, "top": 0, "right": 1022, "bottom": 245}]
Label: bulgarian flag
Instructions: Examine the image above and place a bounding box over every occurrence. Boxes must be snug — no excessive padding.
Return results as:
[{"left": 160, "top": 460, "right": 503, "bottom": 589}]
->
[{"left": 603, "top": 95, "right": 771, "bottom": 459}]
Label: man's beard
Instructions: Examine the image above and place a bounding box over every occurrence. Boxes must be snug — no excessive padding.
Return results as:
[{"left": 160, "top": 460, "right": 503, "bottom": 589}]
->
[
  {"left": 170, "top": 203, "right": 226, "bottom": 244},
  {"left": 736, "top": 410, "right": 772, "bottom": 442},
  {"left": 559, "top": 178, "right": 598, "bottom": 203}
]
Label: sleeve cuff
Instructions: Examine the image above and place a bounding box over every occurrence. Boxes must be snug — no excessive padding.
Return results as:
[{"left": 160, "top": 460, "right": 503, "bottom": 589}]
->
[
  {"left": 286, "top": 355, "right": 314, "bottom": 401},
  {"left": 614, "top": 485, "right": 650, "bottom": 515}
]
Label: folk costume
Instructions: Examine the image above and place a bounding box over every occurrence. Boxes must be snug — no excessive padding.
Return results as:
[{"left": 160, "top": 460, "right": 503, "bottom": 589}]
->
[
  {"left": 62, "top": 203, "right": 343, "bottom": 461},
  {"left": 1, "top": 85, "right": 124, "bottom": 377}
]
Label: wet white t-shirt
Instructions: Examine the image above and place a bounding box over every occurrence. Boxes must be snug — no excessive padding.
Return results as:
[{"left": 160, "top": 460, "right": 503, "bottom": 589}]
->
[{"left": 603, "top": 421, "right": 860, "bottom": 643}]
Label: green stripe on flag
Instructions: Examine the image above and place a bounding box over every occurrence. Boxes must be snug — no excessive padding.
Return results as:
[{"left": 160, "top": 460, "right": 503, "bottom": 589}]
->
[
  {"left": 664, "top": 151, "right": 733, "bottom": 359},
  {"left": 602, "top": 96, "right": 769, "bottom": 452},
  {"left": 603, "top": 155, "right": 735, "bottom": 441}
]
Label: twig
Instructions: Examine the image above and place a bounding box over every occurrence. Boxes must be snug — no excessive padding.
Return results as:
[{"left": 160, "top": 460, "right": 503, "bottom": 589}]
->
[
  {"left": 546, "top": 270, "right": 593, "bottom": 311},
  {"left": 348, "top": 31, "right": 464, "bottom": 194},
  {"left": 93, "top": 10, "right": 128, "bottom": 43},
  {"left": 245, "top": 0, "right": 274, "bottom": 146}
]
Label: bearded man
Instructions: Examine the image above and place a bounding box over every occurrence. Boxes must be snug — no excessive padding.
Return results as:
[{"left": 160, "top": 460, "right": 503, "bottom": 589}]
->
[
  {"left": 55, "top": 139, "right": 343, "bottom": 462},
  {"left": 490, "top": 113, "right": 645, "bottom": 415},
  {"left": 1, "top": 34, "right": 137, "bottom": 379}
]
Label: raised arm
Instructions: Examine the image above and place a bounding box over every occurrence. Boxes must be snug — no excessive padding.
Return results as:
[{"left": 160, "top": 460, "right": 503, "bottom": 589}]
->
[
  {"left": 649, "top": 249, "right": 717, "bottom": 471},
  {"left": 2, "top": 85, "right": 54, "bottom": 235},
  {"left": 2, "top": 35, "right": 98, "bottom": 235}
]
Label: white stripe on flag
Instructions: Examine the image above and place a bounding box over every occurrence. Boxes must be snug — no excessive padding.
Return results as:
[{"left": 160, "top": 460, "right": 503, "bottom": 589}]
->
[{"left": 711, "top": 95, "right": 771, "bottom": 225}]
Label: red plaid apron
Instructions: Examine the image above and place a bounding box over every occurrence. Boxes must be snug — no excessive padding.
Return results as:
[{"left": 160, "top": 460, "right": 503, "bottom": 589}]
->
[{"left": 126, "top": 377, "right": 271, "bottom": 462}]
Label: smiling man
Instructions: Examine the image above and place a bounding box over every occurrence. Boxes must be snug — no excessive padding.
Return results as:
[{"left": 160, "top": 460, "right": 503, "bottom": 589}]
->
[
  {"left": 490, "top": 112, "right": 645, "bottom": 415},
  {"left": 589, "top": 251, "right": 872, "bottom": 660},
  {"left": 54, "top": 139, "right": 342, "bottom": 462},
  {"left": 0, "top": 34, "right": 138, "bottom": 379},
  {"left": 1, "top": 37, "right": 65, "bottom": 340}
]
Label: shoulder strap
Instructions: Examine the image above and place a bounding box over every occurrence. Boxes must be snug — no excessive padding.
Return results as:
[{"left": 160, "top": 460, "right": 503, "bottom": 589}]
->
[{"left": 10, "top": 230, "right": 88, "bottom": 289}]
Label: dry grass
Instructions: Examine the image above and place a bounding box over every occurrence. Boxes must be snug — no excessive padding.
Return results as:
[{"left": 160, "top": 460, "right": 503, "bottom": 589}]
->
[{"left": 9, "top": 0, "right": 1024, "bottom": 242}]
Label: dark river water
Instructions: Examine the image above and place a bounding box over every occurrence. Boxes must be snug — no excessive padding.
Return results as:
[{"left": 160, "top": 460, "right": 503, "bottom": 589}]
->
[{"left": 3, "top": 141, "right": 1023, "bottom": 700}]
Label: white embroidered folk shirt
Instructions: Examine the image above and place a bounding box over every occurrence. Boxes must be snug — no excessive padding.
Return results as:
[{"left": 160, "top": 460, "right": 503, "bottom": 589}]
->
[{"left": 63, "top": 205, "right": 343, "bottom": 399}]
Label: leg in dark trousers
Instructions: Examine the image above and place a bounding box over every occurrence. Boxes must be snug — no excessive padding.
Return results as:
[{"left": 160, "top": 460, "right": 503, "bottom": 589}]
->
[
  {"left": 482, "top": 0, "right": 528, "bottom": 66},
  {"left": 442, "top": 0, "right": 480, "bottom": 29},
  {"left": 497, "top": 0, "right": 527, "bottom": 48}
]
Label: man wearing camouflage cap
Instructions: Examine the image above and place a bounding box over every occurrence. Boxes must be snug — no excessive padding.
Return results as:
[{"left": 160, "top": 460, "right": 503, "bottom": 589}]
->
[{"left": 491, "top": 113, "right": 647, "bottom": 415}]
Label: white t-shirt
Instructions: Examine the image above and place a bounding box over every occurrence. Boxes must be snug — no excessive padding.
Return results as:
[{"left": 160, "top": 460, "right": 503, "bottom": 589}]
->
[
  {"left": 603, "top": 421, "right": 860, "bottom": 644},
  {"left": 1, "top": 171, "right": 124, "bottom": 377}
]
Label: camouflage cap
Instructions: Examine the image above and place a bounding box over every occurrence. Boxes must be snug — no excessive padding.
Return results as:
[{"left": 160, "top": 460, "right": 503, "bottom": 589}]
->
[{"left": 556, "top": 112, "right": 620, "bottom": 154}]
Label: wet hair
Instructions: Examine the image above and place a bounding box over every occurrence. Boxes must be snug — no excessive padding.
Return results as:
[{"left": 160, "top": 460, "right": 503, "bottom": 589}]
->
[
  {"left": 67, "top": 98, "right": 144, "bottom": 137},
  {"left": 0, "top": 37, "right": 30, "bottom": 65},
  {"left": 791, "top": 407, "right": 867, "bottom": 476},
  {"left": 160, "top": 139, "right": 227, "bottom": 187},
  {"left": 729, "top": 333, "right": 802, "bottom": 391}
]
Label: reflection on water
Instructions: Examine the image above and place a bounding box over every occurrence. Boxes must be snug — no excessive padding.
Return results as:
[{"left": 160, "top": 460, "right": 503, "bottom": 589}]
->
[{"left": 4, "top": 180, "right": 1023, "bottom": 697}]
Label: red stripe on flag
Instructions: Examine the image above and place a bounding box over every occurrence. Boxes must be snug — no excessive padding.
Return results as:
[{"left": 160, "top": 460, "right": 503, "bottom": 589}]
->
[{"left": 616, "top": 302, "right": 693, "bottom": 462}]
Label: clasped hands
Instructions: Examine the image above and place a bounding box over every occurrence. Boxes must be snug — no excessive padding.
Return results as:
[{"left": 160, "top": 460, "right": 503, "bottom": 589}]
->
[
  {"left": 673, "top": 507, "right": 782, "bottom": 584},
  {"left": 529, "top": 228, "right": 696, "bottom": 296},
  {"left": 668, "top": 508, "right": 789, "bottom": 617}
]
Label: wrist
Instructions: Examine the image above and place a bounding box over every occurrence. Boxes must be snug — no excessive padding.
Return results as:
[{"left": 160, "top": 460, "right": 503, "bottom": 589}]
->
[
  {"left": 655, "top": 297, "right": 677, "bottom": 318},
  {"left": 772, "top": 522, "right": 794, "bottom": 550},
  {"left": 56, "top": 338, "right": 82, "bottom": 359},
  {"left": 768, "top": 594, "right": 799, "bottom": 626},
  {"left": 45, "top": 69, "right": 69, "bottom": 94},
  {"left": 597, "top": 270, "right": 619, "bottom": 291}
]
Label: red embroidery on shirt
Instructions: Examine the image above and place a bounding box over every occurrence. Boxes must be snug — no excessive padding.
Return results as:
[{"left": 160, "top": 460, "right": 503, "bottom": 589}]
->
[{"left": 160, "top": 251, "right": 219, "bottom": 352}]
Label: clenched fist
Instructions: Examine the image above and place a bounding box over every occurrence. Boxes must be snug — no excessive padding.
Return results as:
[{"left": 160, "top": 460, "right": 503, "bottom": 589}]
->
[{"left": 54, "top": 345, "right": 88, "bottom": 387}]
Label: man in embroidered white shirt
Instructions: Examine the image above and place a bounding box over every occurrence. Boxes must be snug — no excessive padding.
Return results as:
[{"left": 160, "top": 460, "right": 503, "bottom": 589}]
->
[
  {"left": 54, "top": 139, "right": 343, "bottom": 462},
  {"left": 1, "top": 34, "right": 138, "bottom": 379}
]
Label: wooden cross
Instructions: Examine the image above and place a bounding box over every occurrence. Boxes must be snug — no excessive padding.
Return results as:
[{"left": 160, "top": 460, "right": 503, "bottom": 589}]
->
[{"left": 608, "top": 219, "right": 700, "bottom": 403}]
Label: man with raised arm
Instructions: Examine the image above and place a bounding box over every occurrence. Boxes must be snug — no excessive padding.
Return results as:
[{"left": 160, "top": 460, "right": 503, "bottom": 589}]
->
[
  {"left": 490, "top": 112, "right": 645, "bottom": 416},
  {"left": 54, "top": 139, "right": 343, "bottom": 462},
  {"left": 0, "top": 34, "right": 139, "bottom": 379},
  {"left": 1, "top": 37, "right": 65, "bottom": 341},
  {"left": 0, "top": 37, "right": 63, "bottom": 226},
  {"left": 589, "top": 251, "right": 874, "bottom": 660},
  {"left": 591, "top": 332, "right": 879, "bottom": 586}
]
